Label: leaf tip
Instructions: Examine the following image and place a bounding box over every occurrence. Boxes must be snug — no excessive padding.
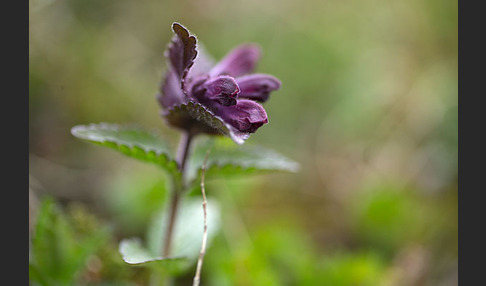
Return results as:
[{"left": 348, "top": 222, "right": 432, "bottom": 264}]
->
[{"left": 70, "top": 124, "right": 84, "bottom": 137}]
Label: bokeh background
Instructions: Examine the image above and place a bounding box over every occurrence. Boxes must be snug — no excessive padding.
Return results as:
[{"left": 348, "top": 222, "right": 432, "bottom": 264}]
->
[{"left": 29, "top": 0, "right": 457, "bottom": 285}]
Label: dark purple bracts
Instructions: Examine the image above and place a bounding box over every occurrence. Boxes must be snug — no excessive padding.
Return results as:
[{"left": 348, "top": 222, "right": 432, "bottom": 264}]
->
[{"left": 157, "top": 23, "right": 281, "bottom": 143}]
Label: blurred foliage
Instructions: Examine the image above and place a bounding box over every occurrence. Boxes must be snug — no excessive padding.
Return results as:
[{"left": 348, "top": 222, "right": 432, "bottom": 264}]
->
[
  {"left": 29, "top": 197, "right": 123, "bottom": 285},
  {"left": 101, "top": 165, "right": 169, "bottom": 236},
  {"left": 205, "top": 221, "right": 387, "bottom": 286},
  {"left": 30, "top": 0, "right": 457, "bottom": 284}
]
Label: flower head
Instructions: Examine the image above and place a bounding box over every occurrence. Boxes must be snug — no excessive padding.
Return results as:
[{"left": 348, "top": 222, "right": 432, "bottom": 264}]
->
[{"left": 157, "top": 23, "right": 281, "bottom": 144}]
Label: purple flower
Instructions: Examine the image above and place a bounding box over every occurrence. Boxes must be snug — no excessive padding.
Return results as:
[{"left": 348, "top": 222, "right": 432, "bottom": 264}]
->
[{"left": 157, "top": 23, "right": 281, "bottom": 143}]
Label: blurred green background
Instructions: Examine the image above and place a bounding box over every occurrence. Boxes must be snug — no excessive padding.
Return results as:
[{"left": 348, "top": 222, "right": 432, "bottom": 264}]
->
[{"left": 29, "top": 0, "right": 457, "bottom": 285}]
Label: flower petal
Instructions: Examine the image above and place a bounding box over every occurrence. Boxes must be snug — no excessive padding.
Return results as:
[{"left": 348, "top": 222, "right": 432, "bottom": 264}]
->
[
  {"left": 236, "top": 74, "right": 281, "bottom": 102},
  {"left": 215, "top": 99, "right": 268, "bottom": 133},
  {"left": 209, "top": 44, "right": 261, "bottom": 77},
  {"left": 193, "top": 76, "right": 240, "bottom": 106}
]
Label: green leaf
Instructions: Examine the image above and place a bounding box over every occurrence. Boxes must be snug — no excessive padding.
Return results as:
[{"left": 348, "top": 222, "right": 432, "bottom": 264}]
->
[
  {"left": 71, "top": 123, "right": 179, "bottom": 176},
  {"left": 186, "top": 137, "right": 300, "bottom": 183},
  {"left": 118, "top": 238, "right": 188, "bottom": 278},
  {"left": 119, "top": 197, "right": 221, "bottom": 275},
  {"left": 119, "top": 238, "right": 185, "bottom": 265}
]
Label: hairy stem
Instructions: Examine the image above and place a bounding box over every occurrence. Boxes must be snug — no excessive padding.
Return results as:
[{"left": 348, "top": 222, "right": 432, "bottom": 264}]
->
[
  {"left": 193, "top": 151, "right": 210, "bottom": 286},
  {"left": 162, "top": 131, "right": 193, "bottom": 257}
]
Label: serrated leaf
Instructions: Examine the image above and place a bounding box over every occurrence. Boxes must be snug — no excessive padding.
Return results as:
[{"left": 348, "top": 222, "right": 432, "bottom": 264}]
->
[
  {"left": 167, "top": 22, "right": 198, "bottom": 90},
  {"left": 164, "top": 101, "right": 250, "bottom": 144},
  {"left": 186, "top": 137, "right": 300, "bottom": 183},
  {"left": 164, "top": 101, "right": 228, "bottom": 134},
  {"left": 71, "top": 123, "right": 179, "bottom": 176}
]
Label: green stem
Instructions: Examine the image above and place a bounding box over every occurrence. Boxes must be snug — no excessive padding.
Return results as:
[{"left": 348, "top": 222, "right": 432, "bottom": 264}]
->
[{"left": 162, "top": 131, "right": 193, "bottom": 258}]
